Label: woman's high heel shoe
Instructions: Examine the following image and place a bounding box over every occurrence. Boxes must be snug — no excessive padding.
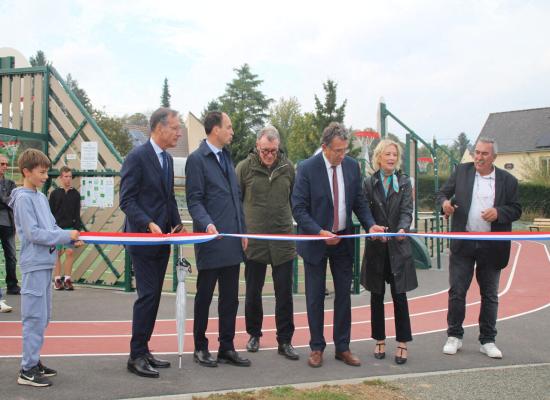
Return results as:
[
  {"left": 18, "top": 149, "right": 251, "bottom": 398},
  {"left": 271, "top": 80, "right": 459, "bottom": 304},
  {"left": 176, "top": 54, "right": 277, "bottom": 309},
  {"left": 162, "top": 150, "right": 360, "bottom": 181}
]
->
[
  {"left": 395, "top": 346, "right": 408, "bottom": 365},
  {"left": 374, "top": 342, "right": 385, "bottom": 359}
]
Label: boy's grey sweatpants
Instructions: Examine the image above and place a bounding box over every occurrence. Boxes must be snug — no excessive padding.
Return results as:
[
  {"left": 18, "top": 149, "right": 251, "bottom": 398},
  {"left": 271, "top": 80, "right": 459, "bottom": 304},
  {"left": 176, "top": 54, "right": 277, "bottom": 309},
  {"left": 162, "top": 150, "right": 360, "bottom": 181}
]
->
[{"left": 21, "top": 269, "right": 52, "bottom": 370}]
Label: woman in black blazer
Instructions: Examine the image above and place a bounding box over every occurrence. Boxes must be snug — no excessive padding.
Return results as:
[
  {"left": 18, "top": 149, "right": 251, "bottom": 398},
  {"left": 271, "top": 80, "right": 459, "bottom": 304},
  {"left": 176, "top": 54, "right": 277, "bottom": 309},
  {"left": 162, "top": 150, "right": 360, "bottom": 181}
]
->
[{"left": 361, "top": 139, "right": 418, "bottom": 365}]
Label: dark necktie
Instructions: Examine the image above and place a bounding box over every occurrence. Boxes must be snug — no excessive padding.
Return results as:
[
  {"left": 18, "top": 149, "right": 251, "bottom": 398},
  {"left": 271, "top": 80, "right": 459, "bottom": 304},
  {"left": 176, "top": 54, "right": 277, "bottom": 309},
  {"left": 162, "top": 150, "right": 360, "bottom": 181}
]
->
[
  {"left": 161, "top": 151, "right": 169, "bottom": 189},
  {"left": 218, "top": 151, "right": 228, "bottom": 176},
  {"left": 332, "top": 166, "right": 339, "bottom": 232}
]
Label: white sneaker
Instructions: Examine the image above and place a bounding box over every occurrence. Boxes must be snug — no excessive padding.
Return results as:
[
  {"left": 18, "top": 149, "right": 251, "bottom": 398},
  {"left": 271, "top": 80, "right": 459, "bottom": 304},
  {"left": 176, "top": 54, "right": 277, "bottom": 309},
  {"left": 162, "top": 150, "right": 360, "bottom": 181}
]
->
[
  {"left": 480, "top": 343, "right": 503, "bottom": 359},
  {"left": 0, "top": 299, "right": 13, "bottom": 313},
  {"left": 443, "top": 336, "right": 463, "bottom": 354}
]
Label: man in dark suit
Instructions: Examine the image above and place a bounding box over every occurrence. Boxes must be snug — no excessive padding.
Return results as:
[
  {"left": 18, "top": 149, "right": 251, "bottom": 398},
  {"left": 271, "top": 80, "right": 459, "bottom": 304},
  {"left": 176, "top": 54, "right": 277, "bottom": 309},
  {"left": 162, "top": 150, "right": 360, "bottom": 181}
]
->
[
  {"left": 185, "top": 111, "right": 250, "bottom": 368},
  {"left": 437, "top": 137, "right": 521, "bottom": 359},
  {"left": 120, "top": 107, "right": 183, "bottom": 378},
  {"left": 292, "top": 122, "right": 384, "bottom": 368}
]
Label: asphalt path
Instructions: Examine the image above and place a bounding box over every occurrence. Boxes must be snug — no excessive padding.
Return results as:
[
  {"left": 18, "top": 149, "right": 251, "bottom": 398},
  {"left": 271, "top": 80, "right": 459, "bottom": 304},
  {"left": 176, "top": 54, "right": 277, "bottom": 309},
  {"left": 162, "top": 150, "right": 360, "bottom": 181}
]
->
[{"left": 0, "top": 245, "right": 549, "bottom": 400}]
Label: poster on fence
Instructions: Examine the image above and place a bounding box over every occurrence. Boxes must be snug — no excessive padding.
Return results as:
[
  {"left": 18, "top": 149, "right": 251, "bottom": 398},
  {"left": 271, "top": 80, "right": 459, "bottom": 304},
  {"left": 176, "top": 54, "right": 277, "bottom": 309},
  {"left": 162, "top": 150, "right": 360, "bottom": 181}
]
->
[
  {"left": 80, "top": 177, "right": 114, "bottom": 208},
  {"left": 80, "top": 141, "right": 98, "bottom": 170}
]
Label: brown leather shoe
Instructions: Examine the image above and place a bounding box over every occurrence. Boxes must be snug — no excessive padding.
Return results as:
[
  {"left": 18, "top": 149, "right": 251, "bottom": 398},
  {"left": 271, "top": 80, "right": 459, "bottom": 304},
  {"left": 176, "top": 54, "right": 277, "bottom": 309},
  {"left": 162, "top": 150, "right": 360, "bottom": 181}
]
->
[
  {"left": 335, "top": 350, "right": 361, "bottom": 366},
  {"left": 308, "top": 350, "right": 323, "bottom": 368}
]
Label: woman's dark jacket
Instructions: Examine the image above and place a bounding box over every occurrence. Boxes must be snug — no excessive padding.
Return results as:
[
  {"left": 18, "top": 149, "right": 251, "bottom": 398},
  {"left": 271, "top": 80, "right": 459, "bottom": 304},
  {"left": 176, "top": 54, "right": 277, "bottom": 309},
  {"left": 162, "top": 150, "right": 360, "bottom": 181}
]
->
[{"left": 360, "top": 170, "right": 418, "bottom": 294}]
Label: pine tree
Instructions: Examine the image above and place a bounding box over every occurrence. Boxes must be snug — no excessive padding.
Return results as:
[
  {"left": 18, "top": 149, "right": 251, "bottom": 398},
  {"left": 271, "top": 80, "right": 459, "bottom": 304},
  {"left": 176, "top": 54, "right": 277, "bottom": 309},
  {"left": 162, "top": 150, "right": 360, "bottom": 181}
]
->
[
  {"left": 313, "top": 79, "right": 347, "bottom": 133},
  {"left": 217, "top": 64, "right": 273, "bottom": 163},
  {"left": 161, "top": 77, "right": 171, "bottom": 108}
]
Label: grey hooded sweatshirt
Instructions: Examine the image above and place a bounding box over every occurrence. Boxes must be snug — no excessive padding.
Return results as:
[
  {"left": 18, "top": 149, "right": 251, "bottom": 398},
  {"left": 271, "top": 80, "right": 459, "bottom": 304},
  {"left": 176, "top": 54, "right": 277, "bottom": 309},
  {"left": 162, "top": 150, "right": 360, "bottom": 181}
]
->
[{"left": 9, "top": 187, "right": 72, "bottom": 273}]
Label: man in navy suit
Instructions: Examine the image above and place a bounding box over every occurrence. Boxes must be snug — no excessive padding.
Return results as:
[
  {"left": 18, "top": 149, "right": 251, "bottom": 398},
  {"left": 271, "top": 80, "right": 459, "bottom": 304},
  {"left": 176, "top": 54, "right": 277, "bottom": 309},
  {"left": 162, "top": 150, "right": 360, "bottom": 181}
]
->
[
  {"left": 120, "top": 107, "right": 183, "bottom": 378},
  {"left": 292, "top": 122, "right": 384, "bottom": 368},
  {"left": 185, "top": 111, "right": 250, "bottom": 368}
]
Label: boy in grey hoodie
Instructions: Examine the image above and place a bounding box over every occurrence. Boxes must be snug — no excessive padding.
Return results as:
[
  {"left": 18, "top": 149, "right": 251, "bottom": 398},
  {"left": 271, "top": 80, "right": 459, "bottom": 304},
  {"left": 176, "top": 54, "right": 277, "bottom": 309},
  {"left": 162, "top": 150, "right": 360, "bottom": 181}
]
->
[{"left": 9, "top": 149, "right": 81, "bottom": 387}]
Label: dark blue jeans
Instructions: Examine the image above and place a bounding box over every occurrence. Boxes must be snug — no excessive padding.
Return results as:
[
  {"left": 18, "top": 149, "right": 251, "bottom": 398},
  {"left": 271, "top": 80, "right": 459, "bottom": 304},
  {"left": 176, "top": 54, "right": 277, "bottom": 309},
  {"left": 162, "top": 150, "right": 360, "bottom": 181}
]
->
[
  {"left": 447, "top": 243, "right": 501, "bottom": 344},
  {"left": 0, "top": 225, "right": 18, "bottom": 289}
]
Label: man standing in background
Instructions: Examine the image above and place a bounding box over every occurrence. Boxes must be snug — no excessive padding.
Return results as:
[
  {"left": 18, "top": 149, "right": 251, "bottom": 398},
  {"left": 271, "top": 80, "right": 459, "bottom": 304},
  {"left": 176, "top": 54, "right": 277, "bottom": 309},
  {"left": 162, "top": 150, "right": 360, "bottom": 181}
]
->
[{"left": 49, "top": 166, "right": 82, "bottom": 290}]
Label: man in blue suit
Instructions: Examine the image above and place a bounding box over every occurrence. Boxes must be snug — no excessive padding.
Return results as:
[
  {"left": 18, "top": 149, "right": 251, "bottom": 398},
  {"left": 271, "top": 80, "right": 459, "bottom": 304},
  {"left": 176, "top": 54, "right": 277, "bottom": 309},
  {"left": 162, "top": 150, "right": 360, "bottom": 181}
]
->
[
  {"left": 120, "top": 108, "right": 183, "bottom": 378},
  {"left": 292, "top": 122, "right": 384, "bottom": 368},
  {"left": 185, "top": 111, "right": 250, "bottom": 368}
]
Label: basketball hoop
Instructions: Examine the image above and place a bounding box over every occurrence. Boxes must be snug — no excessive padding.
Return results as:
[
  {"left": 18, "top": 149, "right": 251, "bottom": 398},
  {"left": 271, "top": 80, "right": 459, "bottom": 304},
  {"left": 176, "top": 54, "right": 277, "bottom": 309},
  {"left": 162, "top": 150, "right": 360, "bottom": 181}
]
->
[
  {"left": 417, "top": 157, "right": 433, "bottom": 173},
  {"left": 355, "top": 130, "right": 380, "bottom": 166}
]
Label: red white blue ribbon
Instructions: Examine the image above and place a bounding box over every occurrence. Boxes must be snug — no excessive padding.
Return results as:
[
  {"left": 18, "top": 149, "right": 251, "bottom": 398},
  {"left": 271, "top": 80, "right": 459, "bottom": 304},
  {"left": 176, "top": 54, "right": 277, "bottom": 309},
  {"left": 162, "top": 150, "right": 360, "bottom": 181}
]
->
[{"left": 79, "top": 231, "right": 550, "bottom": 246}]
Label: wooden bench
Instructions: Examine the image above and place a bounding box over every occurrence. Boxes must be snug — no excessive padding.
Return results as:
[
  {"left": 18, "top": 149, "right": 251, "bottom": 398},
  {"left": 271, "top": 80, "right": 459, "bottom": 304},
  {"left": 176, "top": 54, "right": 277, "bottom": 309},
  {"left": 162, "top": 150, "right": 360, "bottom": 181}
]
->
[{"left": 529, "top": 218, "right": 550, "bottom": 231}]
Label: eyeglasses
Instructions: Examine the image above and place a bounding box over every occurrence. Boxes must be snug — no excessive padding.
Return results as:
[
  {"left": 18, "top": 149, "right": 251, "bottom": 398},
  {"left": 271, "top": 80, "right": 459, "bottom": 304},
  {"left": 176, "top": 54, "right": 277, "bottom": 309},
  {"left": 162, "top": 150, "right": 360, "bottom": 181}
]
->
[
  {"left": 328, "top": 146, "right": 349, "bottom": 155},
  {"left": 0, "top": 163, "right": 8, "bottom": 166},
  {"left": 259, "top": 148, "right": 278, "bottom": 156}
]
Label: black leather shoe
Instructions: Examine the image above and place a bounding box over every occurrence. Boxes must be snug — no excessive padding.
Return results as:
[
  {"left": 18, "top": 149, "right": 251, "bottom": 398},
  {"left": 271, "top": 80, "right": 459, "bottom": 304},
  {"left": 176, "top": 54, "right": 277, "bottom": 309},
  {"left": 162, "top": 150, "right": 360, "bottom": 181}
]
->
[
  {"left": 246, "top": 336, "right": 260, "bottom": 352},
  {"left": 127, "top": 356, "right": 159, "bottom": 378},
  {"left": 145, "top": 352, "right": 171, "bottom": 368},
  {"left": 7, "top": 285, "right": 20, "bottom": 295},
  {"left": 278, "top": 343, "right": 300, "bottom": 360},
  {"left": 193, "top": 349, "right": 217, "bottom": 367},
  {"left": 217, "top": 350, "right": 251, "bottom": 367}
]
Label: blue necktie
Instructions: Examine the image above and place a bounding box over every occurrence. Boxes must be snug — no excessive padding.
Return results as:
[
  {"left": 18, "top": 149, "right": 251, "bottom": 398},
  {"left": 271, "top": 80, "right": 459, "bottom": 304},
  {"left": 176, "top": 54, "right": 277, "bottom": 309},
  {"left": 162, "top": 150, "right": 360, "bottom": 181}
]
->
[{"left": 161, "top": 151, "right": 170, "bottom": 189}]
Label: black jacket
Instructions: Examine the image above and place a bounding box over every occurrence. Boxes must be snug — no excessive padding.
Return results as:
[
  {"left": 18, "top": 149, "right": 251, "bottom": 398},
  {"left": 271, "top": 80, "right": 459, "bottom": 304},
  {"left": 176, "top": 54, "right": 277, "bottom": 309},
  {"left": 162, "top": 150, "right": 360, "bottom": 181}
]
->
[
  {"left": 436, "top": 162, "right": 522, "bottom": 269},
  {"left": 361, "top": 171, "right": 418, "bottom": 294},
  {"left": 49, "top": 187, "right": 82, "bottom": 230}
]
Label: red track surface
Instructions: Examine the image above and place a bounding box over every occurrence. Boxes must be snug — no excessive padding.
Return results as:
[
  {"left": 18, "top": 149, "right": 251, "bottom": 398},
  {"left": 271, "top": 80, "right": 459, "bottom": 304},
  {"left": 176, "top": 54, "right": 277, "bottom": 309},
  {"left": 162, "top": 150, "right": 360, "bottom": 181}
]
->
[{"left": 1, "top": 241, "right": 549, "bottom": 358}]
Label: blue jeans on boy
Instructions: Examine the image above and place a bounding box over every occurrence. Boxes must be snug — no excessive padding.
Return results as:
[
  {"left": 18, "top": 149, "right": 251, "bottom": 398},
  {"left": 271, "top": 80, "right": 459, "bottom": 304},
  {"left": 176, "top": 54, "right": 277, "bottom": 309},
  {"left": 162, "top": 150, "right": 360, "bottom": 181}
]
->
[{"left": 21, "top": 269, "right": 52, "bottom": 370}]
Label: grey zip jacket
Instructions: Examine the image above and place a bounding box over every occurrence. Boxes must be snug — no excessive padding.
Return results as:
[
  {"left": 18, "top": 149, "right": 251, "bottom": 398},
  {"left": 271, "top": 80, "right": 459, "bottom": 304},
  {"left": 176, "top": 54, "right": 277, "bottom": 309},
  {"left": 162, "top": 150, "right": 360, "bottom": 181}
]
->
[{"left": 9, "top": 187, "right": 72, "bottom": 273}]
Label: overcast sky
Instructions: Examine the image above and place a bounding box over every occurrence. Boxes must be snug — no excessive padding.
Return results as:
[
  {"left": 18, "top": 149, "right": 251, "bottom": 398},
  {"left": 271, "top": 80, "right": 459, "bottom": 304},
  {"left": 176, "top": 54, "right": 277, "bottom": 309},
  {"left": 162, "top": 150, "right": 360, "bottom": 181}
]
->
[{"left": 2, "top": 0, "right": 548, "bottom": 144}]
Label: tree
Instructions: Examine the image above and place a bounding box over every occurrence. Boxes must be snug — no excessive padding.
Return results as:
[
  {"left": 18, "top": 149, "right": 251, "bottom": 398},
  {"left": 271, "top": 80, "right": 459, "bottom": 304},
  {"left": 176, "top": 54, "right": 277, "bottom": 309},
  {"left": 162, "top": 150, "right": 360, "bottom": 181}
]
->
[
  {"left": 217, "top": 64, "right": 273, "bottom": 163},
  {"left": 287, "top": 112, "right": 319, "bottom": 162},
  {"left": 124, "top": 113, "right": 149, "bottom": 126},
  {"left": 200, "top": 99, "right": 222, "bottom": 121},
  {"left": 269, "top": 97, "right": 302, "bottom": 151},
  {"left": 29, "top": 50, "right": 50, "bottom": 67},
  {"left": 451, "top": 132, "right": 471, "bottom": 160},
  {"left": 94, "top": 110, "right": 132, "bottom": 157},
  {"left": 520, "top": 155, "right": 550, "bottom": 185},
  {"left": 66, "top": 73, "right": 93, "bottom": 114},
  {"left": 161, "top": 77, "right": 171, "bottom": 108},
  {"left": 313, "top": 79, "right": 347, "bottom": 133}
]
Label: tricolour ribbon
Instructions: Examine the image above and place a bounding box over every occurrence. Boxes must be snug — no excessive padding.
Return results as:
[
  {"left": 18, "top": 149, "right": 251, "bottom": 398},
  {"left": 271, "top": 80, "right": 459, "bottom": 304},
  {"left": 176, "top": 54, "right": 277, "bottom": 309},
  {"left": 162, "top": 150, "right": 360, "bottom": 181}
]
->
[{"left": 79, "top": 231, "right": 550, "bottom": 246}]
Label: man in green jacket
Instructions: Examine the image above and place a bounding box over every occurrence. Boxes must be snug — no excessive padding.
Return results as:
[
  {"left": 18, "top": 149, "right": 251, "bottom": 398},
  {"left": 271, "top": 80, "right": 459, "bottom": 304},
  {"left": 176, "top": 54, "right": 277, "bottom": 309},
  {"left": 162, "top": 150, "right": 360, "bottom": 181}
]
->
[{"left": 236, "top": 126, "right": 299, "bottom": 361}]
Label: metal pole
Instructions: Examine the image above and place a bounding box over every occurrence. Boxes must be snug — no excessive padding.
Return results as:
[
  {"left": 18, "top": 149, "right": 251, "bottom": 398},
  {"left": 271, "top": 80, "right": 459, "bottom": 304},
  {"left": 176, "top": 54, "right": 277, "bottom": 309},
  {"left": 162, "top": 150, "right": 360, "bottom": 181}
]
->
[
  {"left": 353, "top": 222, "right": 361, "bottom": 294},
  {"left": 172, "top": 245, "right": 179, "bottom": 292},
  {"left": 379, "top": 100, "right": 387, "bottom": 138},
  {"left": 433, "top": 138, "right": 441, "bottom": 269}
]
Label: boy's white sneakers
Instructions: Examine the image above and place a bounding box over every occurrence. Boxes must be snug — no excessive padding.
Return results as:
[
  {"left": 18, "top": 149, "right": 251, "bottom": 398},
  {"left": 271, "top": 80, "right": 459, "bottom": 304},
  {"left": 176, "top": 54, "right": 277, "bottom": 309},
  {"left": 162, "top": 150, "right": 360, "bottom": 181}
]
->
[
  {"left": 443, "top": 336, "right": 462, "bottom": 354},
  {"left": 480, "top": 343, "right": 503, "bottom": 359},
  {"left": 0, "top": 299, "right": 13, "bottom": 313}
]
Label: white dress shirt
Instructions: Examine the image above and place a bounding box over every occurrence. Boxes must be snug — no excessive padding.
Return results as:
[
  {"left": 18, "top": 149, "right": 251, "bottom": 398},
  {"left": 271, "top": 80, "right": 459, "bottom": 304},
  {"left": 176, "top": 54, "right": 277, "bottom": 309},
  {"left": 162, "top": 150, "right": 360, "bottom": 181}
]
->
[
  {"left": 150, "top": 138, "right": 165, "bottom": 168},
  {"left": 205, "top": 139, "right": 224, "bottom": 164},
  {"left": 322, "top": 153, "right": 346, "bottom": 232},
  {"left": 466, "top": 169, "right": 496, "bottom": 232}
]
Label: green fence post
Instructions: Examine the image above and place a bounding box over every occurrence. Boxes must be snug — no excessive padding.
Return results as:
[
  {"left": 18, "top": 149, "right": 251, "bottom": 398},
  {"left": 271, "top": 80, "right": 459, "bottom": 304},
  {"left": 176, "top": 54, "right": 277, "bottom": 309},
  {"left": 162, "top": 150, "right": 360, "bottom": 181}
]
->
[
  {"left": 293, "top": 256, "right": 299, "bottom": 294},
  {"left": 293, "top": 223, "right": 299, "bottom": 294}
]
